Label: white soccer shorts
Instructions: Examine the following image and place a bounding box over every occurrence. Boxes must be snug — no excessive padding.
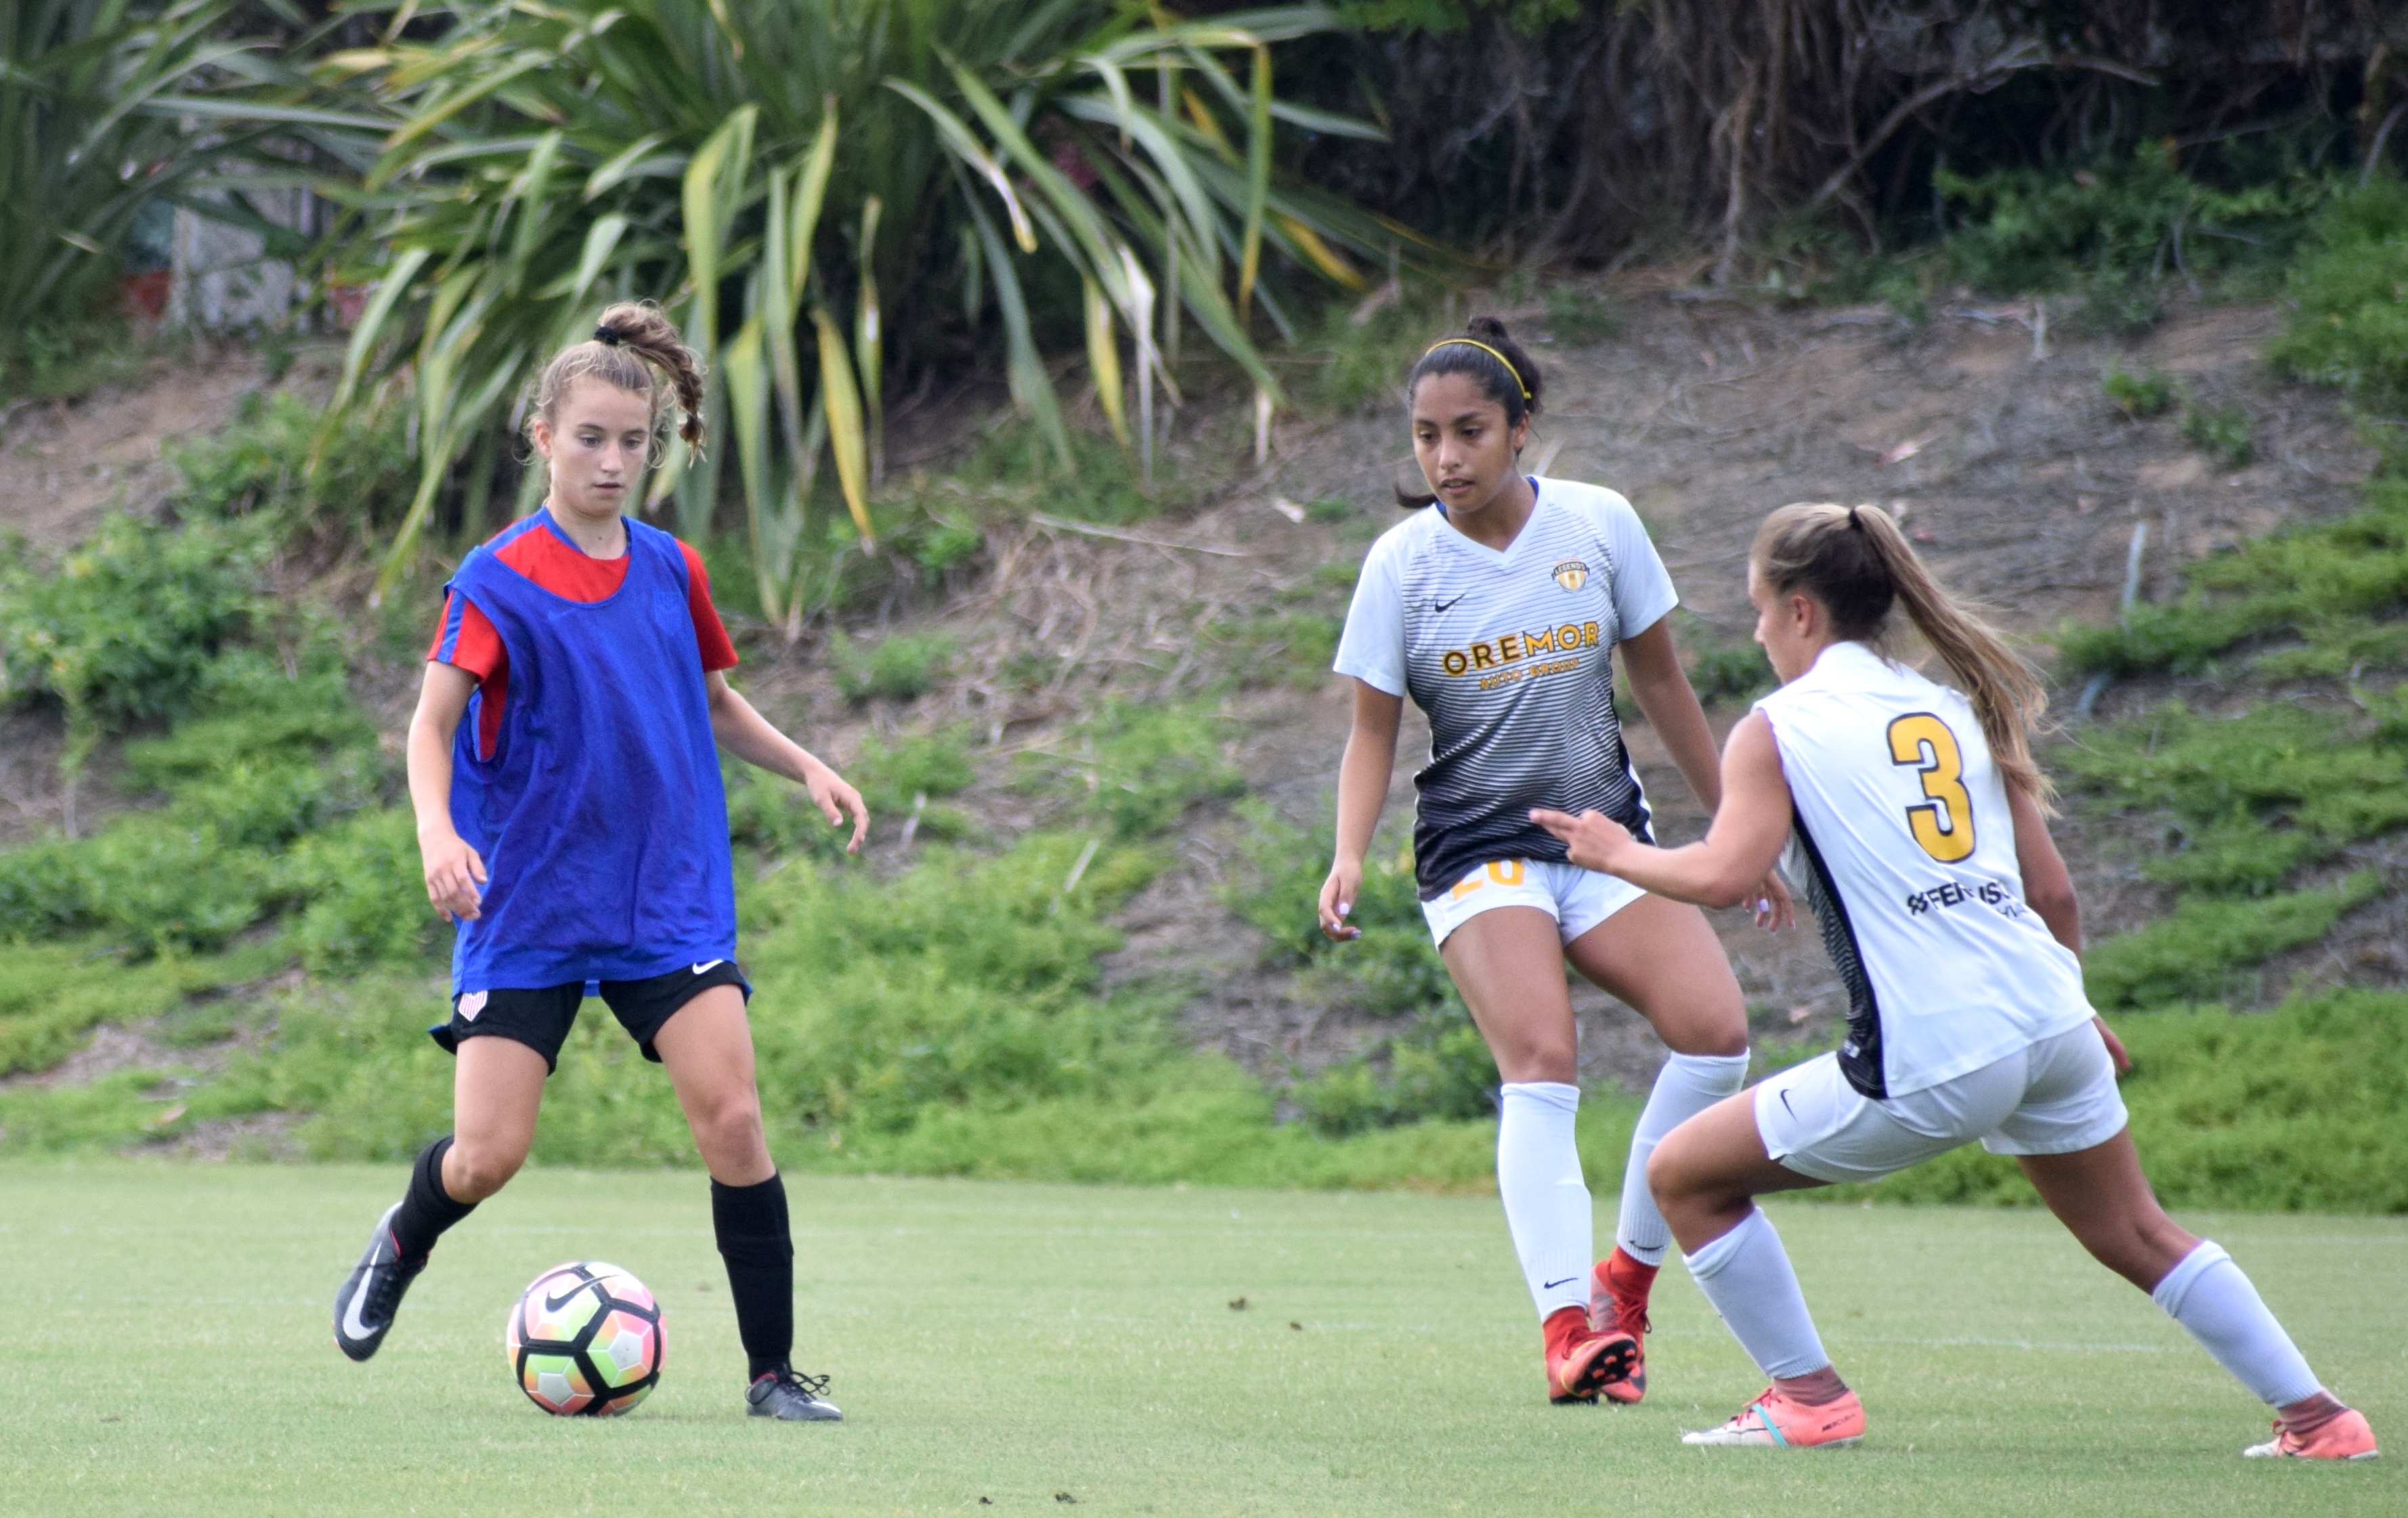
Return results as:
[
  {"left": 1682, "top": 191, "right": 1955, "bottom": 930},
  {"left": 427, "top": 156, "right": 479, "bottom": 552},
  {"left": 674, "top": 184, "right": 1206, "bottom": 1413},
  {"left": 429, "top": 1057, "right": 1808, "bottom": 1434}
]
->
[
  {"left": 1419, "top": 858, "right": 1647, "bottom": 949},
  {"left": 1753, "top": 1020, "right": 2128, "bottom": 1184}
]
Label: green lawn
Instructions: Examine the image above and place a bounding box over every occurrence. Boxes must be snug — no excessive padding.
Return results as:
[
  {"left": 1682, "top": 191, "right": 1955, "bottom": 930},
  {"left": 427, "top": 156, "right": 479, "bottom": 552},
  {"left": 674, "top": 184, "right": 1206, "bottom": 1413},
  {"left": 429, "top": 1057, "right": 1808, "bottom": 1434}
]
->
[{"left": 2, "top": 1164, "right": 2399, "bottom": 1517}]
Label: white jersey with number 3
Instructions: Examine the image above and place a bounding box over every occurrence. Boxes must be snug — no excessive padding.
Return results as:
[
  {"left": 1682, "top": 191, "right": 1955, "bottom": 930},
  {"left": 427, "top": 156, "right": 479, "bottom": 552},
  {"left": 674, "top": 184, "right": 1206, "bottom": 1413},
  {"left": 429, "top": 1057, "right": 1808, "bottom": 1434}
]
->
[{"left": 1755, "top": 641, "right": 2094, "bottom": 1099}]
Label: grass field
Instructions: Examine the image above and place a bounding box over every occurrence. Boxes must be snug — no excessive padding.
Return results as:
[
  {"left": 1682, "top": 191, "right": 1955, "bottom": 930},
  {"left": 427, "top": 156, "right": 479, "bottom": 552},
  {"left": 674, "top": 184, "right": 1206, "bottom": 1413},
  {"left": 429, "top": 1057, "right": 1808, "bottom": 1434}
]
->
[{"left": 3, "top": 1164, "right": 2401, "bottom": 1517}]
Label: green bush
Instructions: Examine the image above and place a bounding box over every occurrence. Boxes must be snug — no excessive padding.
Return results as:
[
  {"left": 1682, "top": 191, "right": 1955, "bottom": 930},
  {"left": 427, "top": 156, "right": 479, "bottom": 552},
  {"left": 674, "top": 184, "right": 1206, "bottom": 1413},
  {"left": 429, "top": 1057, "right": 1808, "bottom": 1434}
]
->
[
  {"left": 2083, "top": 872, "right": 2382, "bottom": 1010},
  {"left": 2179, "top": 397, "right": 2254, "bottom": 467},
  {"left": 2102, "top": 364, "right": 2176, "bottom": 419},
  {"left": 169, "top": 391, "right": 414, "bottom": 538},
  {"left": 2267, "top": 179, "right": 2408, "bottom": 420},
  {"left": 829, "top": 628, "right": 954, "bottom": 702},
  {"left": 1686, "top": 641, "right": 1778, "bottom": 706},
  {"left": 1935, "top": 152, "right": 2325, "bottom": 299},
  {"left": 0, "top": 513, "right": 265, "bottom": 741},
  {"left": 1023, "top": 701, "right": 1247, "bottom": 839},
  {"left": 1214, "top": 611, "right": 1342, "bottom": 691}
]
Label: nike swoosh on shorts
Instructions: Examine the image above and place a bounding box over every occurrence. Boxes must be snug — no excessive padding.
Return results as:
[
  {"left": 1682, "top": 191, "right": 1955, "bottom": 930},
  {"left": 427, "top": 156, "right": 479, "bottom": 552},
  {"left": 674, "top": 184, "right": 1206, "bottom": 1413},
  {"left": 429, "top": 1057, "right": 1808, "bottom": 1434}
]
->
[{"left": 691, "top": 960, "right": 725, "bottom": 974}]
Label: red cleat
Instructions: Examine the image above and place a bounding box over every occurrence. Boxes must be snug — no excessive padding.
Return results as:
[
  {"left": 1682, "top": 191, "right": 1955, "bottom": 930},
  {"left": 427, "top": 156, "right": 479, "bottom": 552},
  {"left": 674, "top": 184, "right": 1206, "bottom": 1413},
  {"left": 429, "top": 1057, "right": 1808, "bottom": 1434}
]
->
[
  {"left": 1544, "top": 1305, "right": 1637, "bottom": 1405},
  {"left": 2243, "top": 1408, "right": 2378, "bottom": 1460},
  {"left": 1589, "top": 1249, "right": 1656, "bottom": 1404}
]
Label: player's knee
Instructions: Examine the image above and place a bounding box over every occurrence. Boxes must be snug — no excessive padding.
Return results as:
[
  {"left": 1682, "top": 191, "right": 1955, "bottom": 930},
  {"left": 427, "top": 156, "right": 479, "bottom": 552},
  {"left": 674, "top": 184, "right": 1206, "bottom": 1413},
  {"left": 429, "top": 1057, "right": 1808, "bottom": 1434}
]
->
[
  {"left": 690, "top": 1088, "right": 765, "bottom": 1154},
  {"left": 448, "top": 1140, "right": 526, "bottom": 1201}
]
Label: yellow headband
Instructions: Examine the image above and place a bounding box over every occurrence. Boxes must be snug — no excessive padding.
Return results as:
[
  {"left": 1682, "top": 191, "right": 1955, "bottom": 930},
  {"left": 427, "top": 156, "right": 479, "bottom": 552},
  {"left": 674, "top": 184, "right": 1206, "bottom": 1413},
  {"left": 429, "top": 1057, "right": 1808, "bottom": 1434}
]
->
[{"left": 1422, "top": 338, "right": 1530, "bottom": 402}]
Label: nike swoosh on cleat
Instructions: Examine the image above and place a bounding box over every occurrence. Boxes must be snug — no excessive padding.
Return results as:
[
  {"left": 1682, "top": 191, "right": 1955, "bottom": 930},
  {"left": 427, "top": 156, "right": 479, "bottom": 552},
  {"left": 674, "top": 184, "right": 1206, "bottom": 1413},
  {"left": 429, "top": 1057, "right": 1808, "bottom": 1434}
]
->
[{"left": 340, "top": 1267, "right": 381, "bottom": 1342}]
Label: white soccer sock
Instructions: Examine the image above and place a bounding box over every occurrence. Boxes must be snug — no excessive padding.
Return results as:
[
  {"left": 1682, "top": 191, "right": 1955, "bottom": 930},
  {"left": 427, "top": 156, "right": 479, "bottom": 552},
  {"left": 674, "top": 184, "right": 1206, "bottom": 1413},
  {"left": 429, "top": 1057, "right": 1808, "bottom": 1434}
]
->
[
  {"left": 1495, "top": 1081, "right": 1593, "bottom": 1322},
  {"left": 1682, "top": 1206, "right": 1832, "bottom": 1380},
  {"left": 1617, "top": 1050, "right": 1750, "bottom": 1266},
  {"left": 2151, "top": 1240, "right": 2323, "bottom": 1408}
]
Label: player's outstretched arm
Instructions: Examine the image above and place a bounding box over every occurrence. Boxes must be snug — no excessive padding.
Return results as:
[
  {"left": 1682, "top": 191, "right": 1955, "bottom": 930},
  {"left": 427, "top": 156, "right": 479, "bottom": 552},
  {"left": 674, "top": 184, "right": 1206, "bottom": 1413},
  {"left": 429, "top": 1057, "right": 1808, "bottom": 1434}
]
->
[
  {"left": 704, "top": 670, "right": 869, "bottom": 853},
  {"left": 1617, "top": 619, "right": 1792, "bottom": 928},
  {"left": 1530, "top": 710, "right": 1792, "bottom": 911},
  {"left": 408, "top": 661, "right": 488, "bottom": 921},
  {"left": 1318, "top": 679, "right": 1404, "bottom": 941}
]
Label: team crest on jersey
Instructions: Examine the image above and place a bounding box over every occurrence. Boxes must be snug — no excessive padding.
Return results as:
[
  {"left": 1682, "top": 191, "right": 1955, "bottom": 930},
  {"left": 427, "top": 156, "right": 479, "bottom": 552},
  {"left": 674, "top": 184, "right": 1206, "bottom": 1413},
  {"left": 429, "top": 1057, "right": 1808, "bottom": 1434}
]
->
[{"left": 1552, "top": 559, "right": 1589, "bottom": 592}]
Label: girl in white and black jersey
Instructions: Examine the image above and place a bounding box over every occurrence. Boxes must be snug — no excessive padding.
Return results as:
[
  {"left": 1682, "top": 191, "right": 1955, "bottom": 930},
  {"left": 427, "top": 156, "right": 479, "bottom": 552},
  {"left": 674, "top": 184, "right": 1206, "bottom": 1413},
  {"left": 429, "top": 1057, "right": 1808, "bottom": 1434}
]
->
[
  {"left": 1535, "top": 502, "right": 2375, "bottom": 1459},
  {"left": 1318, "top": 318, "right": 1792, "bottom": 1405}
]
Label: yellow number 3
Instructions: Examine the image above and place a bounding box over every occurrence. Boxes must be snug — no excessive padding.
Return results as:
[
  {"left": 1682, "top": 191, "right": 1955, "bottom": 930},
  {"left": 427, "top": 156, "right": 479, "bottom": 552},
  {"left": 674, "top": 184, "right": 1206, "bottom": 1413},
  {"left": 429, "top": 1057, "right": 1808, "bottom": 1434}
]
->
[{"left": 1887, "top": 714, "right": 1975, "bottom": 863}]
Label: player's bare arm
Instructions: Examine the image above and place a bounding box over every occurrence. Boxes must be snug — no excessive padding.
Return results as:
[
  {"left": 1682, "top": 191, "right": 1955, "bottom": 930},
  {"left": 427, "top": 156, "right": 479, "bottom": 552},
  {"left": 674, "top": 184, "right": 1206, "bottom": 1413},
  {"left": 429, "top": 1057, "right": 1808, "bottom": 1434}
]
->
[
  {"left": 2006, "top": 780, "right": 2130, "bottom": 1072},
  {"left": 704, "top": 670, "right": 869, "bottom": 854},
  {"left": 1616, "top": 617, "right": 1793, "bottom": 929},
  {"left": 1317, "top": 679, "right": 1404, "bottom": 940},
  {"left": 1530, "top": 709, "right": 1792, "bottom": 911},
  {"left": 406, "top": 659, "right": 487, "bottom": 921}
]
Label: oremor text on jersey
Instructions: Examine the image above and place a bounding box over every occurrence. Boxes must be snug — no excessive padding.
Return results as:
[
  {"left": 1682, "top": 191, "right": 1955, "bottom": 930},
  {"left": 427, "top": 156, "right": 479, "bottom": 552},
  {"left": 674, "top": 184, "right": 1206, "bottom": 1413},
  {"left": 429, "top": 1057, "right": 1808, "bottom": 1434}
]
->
[{"left": 1334, "top": 478, "right": 1680, "bottom": 901}]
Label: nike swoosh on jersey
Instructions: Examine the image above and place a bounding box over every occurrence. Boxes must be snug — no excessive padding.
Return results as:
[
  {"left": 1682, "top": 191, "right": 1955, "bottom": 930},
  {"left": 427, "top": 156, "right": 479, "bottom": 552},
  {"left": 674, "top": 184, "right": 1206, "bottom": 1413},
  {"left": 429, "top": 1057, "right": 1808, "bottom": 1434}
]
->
[
  {"left": 1433, "top": 594, "right": 1465, "bottom": 613},
  {"left": 691, "top": 960, "right": 725, "bottom": 975}
]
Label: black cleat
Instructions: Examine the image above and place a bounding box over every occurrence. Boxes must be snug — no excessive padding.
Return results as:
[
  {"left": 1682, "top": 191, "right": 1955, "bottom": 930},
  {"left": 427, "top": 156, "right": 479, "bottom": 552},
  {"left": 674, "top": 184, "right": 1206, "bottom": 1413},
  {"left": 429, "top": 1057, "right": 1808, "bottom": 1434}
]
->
[
  {"left": 333, "top": 1202, "right": 427, "bottom": 1362},
  {"left": 747, "top": 1366, "right": 842, "bottom": 1421}
]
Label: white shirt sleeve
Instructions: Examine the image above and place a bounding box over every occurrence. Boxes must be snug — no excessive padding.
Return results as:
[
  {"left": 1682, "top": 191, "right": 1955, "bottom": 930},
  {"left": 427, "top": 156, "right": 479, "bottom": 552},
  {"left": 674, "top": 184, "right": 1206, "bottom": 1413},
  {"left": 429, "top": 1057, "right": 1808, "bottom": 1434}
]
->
[
  {"left": 1332, "top": 529, "right": 1409, "bottom": 697},
  {"left": 1586, "top": 486, "right": 1679, "bottom": 641}
]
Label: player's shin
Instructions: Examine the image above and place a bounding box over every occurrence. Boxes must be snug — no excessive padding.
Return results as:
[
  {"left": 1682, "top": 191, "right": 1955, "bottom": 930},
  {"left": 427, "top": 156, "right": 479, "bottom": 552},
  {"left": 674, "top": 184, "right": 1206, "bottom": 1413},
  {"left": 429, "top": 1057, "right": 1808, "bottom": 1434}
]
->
[
  {"left": 1496, "top": 1082, "right": 1593, "bottom": 1320},
  {"left": 1681, "top": 1205, "right": 1833, "bottom": 1382},
  {"left": 712, "top": 1171, "right": 796, "bottom": 1381},
  {"left": 2151, "top": 1241, "right": 2323, "bottom": 1410},
  {"left": 1617, "top": 1051, "right": 1750, "bottom": 1267},
  {"left": 392, "top": 1136, "right": 478, "bottom": 1261}
]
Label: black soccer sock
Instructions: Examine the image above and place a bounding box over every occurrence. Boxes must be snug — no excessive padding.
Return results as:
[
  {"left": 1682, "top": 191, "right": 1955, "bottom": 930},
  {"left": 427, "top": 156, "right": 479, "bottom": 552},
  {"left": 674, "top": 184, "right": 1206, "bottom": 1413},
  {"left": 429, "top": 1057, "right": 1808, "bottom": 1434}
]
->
[
  {"left": 390, "top": 1137, "right": 477, "bottom": 1263},
  {"left": 711, "top": 1172, "right": 794, "bottom": 1381}
]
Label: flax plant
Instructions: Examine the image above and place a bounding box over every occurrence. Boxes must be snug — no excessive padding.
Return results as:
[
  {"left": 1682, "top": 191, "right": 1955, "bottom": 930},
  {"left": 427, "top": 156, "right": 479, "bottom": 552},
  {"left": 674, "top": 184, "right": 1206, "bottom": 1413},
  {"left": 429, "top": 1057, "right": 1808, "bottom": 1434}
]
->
[{"left": 312, "top": 1, "right": 1409, "bottom": 624}]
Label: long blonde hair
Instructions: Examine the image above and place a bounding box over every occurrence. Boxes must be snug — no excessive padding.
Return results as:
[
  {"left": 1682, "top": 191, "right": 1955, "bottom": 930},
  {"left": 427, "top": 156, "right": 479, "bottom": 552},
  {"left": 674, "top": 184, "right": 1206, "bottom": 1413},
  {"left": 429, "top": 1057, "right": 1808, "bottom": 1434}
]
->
[{"left": 1752, "top": 502, "right": 2055, "bottom": 809}]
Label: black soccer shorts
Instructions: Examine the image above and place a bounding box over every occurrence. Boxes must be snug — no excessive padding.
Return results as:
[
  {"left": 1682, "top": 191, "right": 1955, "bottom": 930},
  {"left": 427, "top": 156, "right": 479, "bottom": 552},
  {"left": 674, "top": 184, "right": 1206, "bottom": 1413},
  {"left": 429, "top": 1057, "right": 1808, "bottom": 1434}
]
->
[{"left": 427, "top": 960, "right": 752, "bottom": 1072}]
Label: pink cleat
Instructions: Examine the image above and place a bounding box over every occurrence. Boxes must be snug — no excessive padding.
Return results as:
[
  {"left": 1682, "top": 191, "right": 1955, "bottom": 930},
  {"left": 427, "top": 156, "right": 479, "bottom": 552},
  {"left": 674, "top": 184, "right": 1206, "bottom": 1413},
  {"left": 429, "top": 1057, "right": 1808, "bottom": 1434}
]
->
[
  {"left": 1681, "top": 1386, "right": 1866, "bottom": 1448},
  {"left": 2243, "top": 1408, "right": 2378, "bottom": 1460}
]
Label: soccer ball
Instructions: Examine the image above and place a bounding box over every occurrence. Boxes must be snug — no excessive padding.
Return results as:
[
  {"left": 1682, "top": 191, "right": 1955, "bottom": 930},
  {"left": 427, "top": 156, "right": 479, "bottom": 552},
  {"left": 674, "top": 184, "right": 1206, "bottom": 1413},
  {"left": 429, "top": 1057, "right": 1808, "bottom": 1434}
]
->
[{"left": 504, "top": 1261, "right": 664, "bottom": 1416}]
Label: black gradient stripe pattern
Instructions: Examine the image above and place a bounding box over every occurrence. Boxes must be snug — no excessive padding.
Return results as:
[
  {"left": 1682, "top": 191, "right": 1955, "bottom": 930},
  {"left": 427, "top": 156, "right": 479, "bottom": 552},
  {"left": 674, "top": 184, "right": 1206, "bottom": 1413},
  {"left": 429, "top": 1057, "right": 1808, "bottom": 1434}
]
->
[
  {"left": 1398, "top": 502, "right": 1654, "bottom": 900},
  {"left": 1788, "top": 818, "right": 1886, "bottom": 1099}
]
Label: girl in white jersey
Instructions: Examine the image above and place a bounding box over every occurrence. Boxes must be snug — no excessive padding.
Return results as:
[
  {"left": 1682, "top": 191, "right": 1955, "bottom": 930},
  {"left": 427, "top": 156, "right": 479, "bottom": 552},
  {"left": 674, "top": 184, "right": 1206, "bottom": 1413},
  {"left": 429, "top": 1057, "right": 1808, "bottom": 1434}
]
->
[
  {"left": 1320, "top": 318, "right": 1792, "bottom": 1406},
  {"left": 1534, "top": 501, "right": 2377, "bottom": 1460}
]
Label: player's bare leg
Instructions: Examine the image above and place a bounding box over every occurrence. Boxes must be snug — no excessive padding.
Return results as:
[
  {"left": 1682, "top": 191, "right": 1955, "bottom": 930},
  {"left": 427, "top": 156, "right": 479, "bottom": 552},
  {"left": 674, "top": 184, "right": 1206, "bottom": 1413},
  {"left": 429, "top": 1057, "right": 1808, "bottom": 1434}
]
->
[
  {"left": 1442, "top": 907, "right": 1635, "bottom": 1402},
  {"left": 2021, "top": 1131, "right": 2376, "bottom": 1460},
  {"left": 655, "top": 989, "right": 839, "bottom": 1421},
  {"left": 1564, "top": 894, "right": 1750, "bottom": 1401},
  {"left": 335, "top": 1036, "right": 544, "bottom": 1361}
]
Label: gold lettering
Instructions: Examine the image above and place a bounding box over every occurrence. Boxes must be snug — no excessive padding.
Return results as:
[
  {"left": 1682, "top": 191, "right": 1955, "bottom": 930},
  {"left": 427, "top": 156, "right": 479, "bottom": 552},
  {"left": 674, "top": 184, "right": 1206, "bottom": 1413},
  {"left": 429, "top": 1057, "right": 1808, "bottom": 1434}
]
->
[
  {"left": 1522, "top": 627, "right": 1558, "bottom": 655},
  {"left": 1442, "top": 650, "right": 1469, "bottom": 676},
  {"left": 1557, "top": 623, "right": 1581, "bottom": 649},
  {"left": 1469, "top": 643, "right": 1499, "bottom": 670},
  {"left": 1499, "top": 632, "right": 1522, "bottom": 662},
  {"left": 1582, "top": 622, "right": 1601, "bottom": 647}
]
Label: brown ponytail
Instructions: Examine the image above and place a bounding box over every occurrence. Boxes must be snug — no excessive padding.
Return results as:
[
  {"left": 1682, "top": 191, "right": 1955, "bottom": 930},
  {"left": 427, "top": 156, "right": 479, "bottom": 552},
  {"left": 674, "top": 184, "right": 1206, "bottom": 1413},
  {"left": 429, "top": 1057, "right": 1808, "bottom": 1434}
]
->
[
  {"left": 1752, "top": 502, "right": 2055, "bottom": 809},
  {"left": 528, "top": 299, "right": 707, "bottom": 459}
]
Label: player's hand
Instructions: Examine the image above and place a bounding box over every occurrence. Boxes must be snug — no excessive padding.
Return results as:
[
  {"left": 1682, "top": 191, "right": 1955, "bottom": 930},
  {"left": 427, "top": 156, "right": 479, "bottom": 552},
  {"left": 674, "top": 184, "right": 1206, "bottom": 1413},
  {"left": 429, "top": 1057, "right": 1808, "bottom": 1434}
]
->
[
  {"left": 1750, "top": 869, "right": 1796, "bottom": 931},
  {"left": 2093, "top": 1014, "right": 2132, "bottom": 1076},
  {"left": 1318, "top": 859, "right": 1364, "bottom": 941},
  {"left": 801, "top": 757, "right": 869, "bottom": 854},
  {"left": 1528, "top": 806, "right": 1632, "bottom": 874},
  {"left": 421, "top": 831, "right": 488, "bottom": 921}
]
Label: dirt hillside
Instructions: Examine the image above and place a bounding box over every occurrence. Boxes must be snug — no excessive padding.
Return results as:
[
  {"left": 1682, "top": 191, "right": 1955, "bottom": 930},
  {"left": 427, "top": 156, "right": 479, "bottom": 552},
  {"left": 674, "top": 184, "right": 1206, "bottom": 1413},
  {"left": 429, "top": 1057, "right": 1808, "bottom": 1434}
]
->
[{"left": 3, "top": 284, "right": 2373, "bottom": 1096}]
